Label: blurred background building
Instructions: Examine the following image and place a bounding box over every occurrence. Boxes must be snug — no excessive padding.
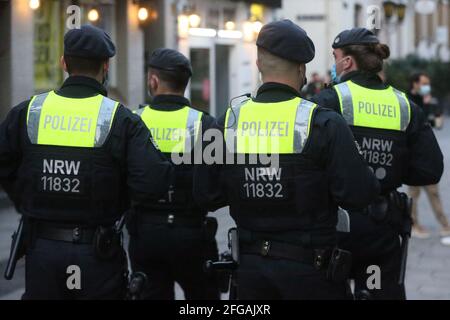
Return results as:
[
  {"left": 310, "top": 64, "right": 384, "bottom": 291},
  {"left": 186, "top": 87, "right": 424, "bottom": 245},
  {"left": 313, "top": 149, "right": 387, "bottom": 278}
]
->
[
  {"left": 279, "top": 0, "right": 450, "bottom": 79},
  {"left": 0, "top": 0, "right": 449, "bottom": 119},
  {"left": 0, "top": 0, "right": 281, "bottom": 119}
]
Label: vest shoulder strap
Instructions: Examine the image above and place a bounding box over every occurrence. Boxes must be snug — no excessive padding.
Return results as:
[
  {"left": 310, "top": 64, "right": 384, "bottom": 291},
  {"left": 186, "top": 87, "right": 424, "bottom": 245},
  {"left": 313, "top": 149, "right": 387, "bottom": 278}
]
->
[
  {"left": 27, "top": 91, "right": 51, "bottom": 144},
  {"left": 95, "top": 96, "right": 119, "bottom": 147},
  {"left": 293, "top": 99, "right": 317, "bottom": 153}
]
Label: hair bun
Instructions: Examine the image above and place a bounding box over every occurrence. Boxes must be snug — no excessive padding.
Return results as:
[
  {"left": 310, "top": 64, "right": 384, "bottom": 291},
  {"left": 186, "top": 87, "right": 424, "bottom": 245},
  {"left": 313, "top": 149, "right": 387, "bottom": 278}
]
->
[{"left": 374, "top": 43, "right": 390, "bottom": 60}]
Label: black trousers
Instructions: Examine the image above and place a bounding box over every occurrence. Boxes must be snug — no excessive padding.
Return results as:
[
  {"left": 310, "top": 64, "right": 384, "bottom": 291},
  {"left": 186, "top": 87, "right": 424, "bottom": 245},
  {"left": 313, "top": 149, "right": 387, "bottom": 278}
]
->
[
  {"left": 128, "top": 223, "right": 220, "bottom": 300},
  {"left": 23, "top": 238, "right": 127, "bottom": 300},
  {"left": 236, "top": 254, "right": 349, "bottom": 300},
  {"left": 338, "top": 213, "right": 406, "bottom": 300}
]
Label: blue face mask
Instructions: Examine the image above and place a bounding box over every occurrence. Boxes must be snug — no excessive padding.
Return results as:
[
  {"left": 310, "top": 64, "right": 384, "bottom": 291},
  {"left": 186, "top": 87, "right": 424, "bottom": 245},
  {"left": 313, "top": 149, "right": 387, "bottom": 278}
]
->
[
  {"left": 419, "top": 85, "right": 431, "bottom": 96},
  {"left": 331, "top": 64, "right": 341, "bottom": 84},
  {"left": 102, "top": 71, "right": 109, "bottom": 89}
]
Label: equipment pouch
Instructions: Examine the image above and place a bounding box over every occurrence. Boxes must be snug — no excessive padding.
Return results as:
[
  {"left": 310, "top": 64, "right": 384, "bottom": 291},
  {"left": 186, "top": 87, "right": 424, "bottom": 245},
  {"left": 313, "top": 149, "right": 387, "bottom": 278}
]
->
[
  {"left": 93, "top": 226, "right": 121, "bottom": 261},
  {"left": 367, "top": 196, "right": 389, "bottom": 223},
  {"left": 326, "top": 248, "right": 352, "bottom": 283},
  {"left": 203, "top": 217, "right": 218, "bottom": 241}
]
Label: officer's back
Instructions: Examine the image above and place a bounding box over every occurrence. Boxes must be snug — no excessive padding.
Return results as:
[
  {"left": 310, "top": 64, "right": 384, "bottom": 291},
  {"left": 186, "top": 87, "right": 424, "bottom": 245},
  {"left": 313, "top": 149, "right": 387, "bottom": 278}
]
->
[
  {"left": 311, "top": 28, "right": 443, "bottom": 300},
  {"left": 194, "top": 20, "right": 380, "bottom": 300},
  {"left": 0, "top": 25, "right": 173, "bottom": 300},
  {"left": 127, "top": 48, "right": 219, "bottom": 300}
]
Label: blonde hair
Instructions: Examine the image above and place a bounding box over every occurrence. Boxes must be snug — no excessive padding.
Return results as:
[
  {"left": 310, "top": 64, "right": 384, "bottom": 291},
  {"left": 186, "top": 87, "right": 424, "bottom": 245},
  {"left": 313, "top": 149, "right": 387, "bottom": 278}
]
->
[{"left": 257, "top": 47, "right": 301, "bottom": 78}]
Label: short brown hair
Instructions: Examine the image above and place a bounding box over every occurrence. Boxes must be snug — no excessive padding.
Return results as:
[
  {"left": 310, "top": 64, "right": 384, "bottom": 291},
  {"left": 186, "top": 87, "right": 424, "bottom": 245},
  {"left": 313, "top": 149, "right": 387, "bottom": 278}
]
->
[
  {"left": 64, "top": 55, "right": 106, "bottom": 75},
  {"left": 149, "top": 67, "right": 191, "bottom": 92},
  {"left": 341, "top": 43, "right": 390, "bottom": 74}
]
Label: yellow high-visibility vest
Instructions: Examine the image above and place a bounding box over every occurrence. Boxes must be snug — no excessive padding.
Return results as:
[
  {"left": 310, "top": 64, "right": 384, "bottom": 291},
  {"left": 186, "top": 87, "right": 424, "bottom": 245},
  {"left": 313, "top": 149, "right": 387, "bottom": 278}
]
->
[
  {"left": 224, "top": 97, "right": 317, "bottom": 154},
  {"left": 26, "top": 91, "right": 119, "bottom": 147},
  {"left": 334, "top": 81, "right": 411, "bottom": 131},
  {"left": 135, "top": 105, "right": 203, "bottom": 153}
]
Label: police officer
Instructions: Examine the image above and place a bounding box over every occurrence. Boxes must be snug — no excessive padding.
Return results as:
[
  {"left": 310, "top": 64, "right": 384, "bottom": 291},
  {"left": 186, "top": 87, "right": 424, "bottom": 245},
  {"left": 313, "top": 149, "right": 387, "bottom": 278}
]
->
[
  {"left": 127, "top": 48, "right": 219, "bottom": 300},
  {"left": 0, "top": 25, "right": 173, "bottom": 299},
  {"left": 194, "top": 20, "right": 380, "bottom": 300},
  {"left": 312, "top": 28, "right": 444, "bottom": 299}
]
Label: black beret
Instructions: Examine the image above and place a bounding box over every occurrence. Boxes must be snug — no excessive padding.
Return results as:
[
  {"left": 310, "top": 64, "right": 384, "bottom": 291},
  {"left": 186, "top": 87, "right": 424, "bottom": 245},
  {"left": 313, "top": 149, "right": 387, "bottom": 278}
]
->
[
  {"left": 332, "top": 28, "right": 379, "bottom": 49},
  {"left": 256, "top": 19, "right": 315, "bottom": 64},
  {"left": 148, "top": 48, "right": 192, "bottom": 76},
  {"left": 64, "top": 25, "right": 116, "bottom": 59}
]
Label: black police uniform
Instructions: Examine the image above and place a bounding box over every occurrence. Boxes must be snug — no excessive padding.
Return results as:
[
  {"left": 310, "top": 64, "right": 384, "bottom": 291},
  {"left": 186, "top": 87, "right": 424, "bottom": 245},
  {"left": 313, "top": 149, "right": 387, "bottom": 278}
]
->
[
  {"left": 0, "top": 25, "right": 173, "bottom": 300},
  {"left": 127, "top": 49, "right": 220, "bottom": 300},
  {"left": 312, "top": 29, "right": 444, "bottom": 300},
  {"left": 194, "top": 20, "right": 380, "bottom": 300}
]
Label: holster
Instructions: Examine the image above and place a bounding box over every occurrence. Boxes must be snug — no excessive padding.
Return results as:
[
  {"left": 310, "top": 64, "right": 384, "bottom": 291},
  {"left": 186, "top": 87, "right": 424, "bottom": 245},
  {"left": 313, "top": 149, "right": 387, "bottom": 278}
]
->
[
  {"left": 93, "top": 226, "right": 121, "bottom": 261},
  {"left": 203, "top": 217, "right": 218, "bottom": 241},
  {"left": 367, "top": 191, "right": 412, "bottom": 234},
  {"left": 325, "top": 248, "right": 352, "bottom": 284},
  {"left": 4, "top": 217, "right": 26, "bottom": 280},
  {"left": 215, "top": 251, "right": 235, "bottom": 293},
  {"left": 126, "top": 272, "right": 148, "bottom": 300}
]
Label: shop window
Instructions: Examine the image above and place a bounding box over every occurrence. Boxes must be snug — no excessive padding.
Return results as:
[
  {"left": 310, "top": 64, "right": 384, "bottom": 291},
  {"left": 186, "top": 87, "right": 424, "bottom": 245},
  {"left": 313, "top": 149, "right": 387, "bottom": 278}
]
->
[
  {"left": 190, "top": 48, "right": 210, "bottom": 113},
  {"left": 34, "top": 0, "right": 64, "bottom": 92}
]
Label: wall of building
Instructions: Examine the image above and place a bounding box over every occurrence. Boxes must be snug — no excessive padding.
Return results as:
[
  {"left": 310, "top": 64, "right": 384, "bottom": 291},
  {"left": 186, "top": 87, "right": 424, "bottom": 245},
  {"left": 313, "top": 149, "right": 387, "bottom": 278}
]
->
[
  {"left": 278, "top": 0, "right": 421, "bottom": 77},
  {"left": 116, "top": 0, "right": 145, "bottom": 108},
  {"left": 0, "top": 0, "right": 12, "bottom": 120},
  {"left": 0, "top": 0, "right": 34, "bottom": 120}
]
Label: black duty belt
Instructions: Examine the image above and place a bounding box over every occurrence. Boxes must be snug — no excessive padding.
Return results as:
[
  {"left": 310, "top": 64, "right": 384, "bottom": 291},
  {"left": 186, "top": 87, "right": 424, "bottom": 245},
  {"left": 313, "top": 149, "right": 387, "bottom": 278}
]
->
[
  {"left": 35, "top": 224, "right": 97, "bottom": 244},
  {"left": 240, "top": 240, "right": 331, "bottom": 269},
  {"left": 140, "top": 214, "right": 204, "bottom": 227}
]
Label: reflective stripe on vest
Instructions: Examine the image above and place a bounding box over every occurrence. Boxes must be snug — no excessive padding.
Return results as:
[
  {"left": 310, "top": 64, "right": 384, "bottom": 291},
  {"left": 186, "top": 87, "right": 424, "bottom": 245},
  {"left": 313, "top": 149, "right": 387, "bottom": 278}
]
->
[
  {"left": 27, "top": 91, "right": 119, "bottom": 147},
  {"left": 334, "top": 81, "right": 411, "bottom": 131},
  {"left": 136, "top": 105, "right": 203, "bottom": 153},
  {"left": 224, "top": 98, "right": 317, "bottom": 154}
]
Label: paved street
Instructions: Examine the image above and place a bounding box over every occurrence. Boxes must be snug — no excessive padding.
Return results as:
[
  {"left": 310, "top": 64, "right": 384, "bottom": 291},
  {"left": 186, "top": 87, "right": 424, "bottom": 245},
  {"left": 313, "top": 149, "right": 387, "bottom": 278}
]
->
[{"left": 0, "top": 121, "right": 449, "bottom": 300}]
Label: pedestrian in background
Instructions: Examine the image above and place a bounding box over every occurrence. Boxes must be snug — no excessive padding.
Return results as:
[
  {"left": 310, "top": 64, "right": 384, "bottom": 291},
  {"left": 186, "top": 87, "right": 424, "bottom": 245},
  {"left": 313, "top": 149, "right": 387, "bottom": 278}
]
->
[
  {"left": 303, "top": 72, "right": 323, "bottom": 99},
  {"left": 408, "top": 72, "right": 450, "bottom": 239}
]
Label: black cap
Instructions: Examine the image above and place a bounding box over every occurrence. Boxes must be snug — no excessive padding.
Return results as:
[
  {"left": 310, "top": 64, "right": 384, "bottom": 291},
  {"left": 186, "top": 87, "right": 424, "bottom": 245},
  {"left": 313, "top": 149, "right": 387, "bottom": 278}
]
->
[
  {"left": 332, "top": 28, "right": 379, "bottom": 49},
  {"left": 256, "top": 19, "right": 315, "bottom": 64},
  {"left": 148, "top": 48, "right": 193, "bottom": 76},
  {"left": 64, "top": 25, "right": 116, "bottom": 59}
]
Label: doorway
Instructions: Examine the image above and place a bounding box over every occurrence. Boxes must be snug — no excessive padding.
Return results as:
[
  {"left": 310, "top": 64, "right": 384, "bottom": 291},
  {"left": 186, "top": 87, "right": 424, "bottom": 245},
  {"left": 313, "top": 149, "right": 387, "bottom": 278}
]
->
[
  {"left": 190, "top": 48, "right": 211, "bottom": 113},
  {"left": 215, "top": 45, "right": 230, "bottom": 118}
]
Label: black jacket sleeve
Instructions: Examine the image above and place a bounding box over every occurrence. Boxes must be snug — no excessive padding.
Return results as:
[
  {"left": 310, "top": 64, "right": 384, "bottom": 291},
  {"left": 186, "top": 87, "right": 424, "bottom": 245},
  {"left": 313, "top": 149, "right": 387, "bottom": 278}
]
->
[
  {"left": 311, "top": 87, "right": 340, "bottom": 112},
  {"left": 193, "top": 114, "right": 228, "bottom": 212},
  {"left": 108, "top": 106, "right": 174, "bottom": 205},
  {"left": 403, "top": 102, "right": 443, "bottom": 185},
  {"left": 311, "top": 109, "right": 380, "bottom": 210},
  {"left": 0, "top": 101, "right": 29, "bottom": 204}
]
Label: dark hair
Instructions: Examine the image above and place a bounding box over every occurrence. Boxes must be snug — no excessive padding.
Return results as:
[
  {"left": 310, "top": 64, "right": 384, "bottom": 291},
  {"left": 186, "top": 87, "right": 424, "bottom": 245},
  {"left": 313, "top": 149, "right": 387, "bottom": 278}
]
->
[
  {"left": 64, "top": 55, "right": 106, "bottom": 75},
  {"left": 409, "top": 72, "right": 430, "bottom": 90},
  {"left": 149, "top": 67, "right": 191, "bottom": 92},
  {"left": 341, "top": 43, "right": 390, "bottom": 74}
]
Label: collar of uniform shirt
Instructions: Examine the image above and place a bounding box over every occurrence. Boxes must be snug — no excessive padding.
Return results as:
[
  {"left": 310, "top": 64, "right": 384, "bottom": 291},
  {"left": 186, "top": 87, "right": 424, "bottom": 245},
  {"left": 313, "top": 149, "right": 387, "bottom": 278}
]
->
[
  {"left": 340, "top": 70, "right": 387, "bottom": 90},
  {"left": 254, "top": 82, "right": 301, "bottom": 103},
  {"left": 57, "top": 75, "right": 108, "bottom": 98},
  {"left": 150, "top": 94, "right": 191, "bottom": 111}
]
